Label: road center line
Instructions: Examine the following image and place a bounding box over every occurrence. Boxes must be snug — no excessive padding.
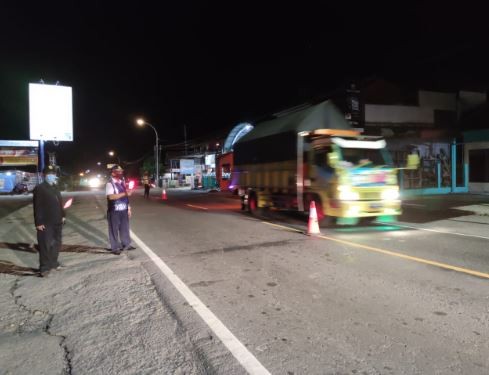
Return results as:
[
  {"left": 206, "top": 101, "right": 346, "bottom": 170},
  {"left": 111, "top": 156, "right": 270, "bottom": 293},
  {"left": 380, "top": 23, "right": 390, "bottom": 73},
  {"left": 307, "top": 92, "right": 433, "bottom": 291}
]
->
[
  {"left": 130, "top": 230, "right": 271, "bottom": 375},
  {"left": 186, "top": 204, "right": 208, "bottom": 210},
  {"left": 262, "top": 222, "right": 489, "bottom": 280}
]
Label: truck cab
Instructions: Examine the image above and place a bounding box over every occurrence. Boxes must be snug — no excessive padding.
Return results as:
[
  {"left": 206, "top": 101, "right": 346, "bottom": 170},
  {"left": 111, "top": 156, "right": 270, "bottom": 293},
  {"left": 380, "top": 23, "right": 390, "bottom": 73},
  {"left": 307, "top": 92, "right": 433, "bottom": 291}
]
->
[{"left": 304, "top": 132, "right": 402, "bottom": 224}]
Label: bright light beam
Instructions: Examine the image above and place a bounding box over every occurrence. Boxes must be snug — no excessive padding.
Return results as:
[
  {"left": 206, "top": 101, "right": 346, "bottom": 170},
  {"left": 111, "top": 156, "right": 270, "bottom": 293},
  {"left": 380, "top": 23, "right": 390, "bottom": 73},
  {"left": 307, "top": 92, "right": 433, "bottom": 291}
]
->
[{"left": 63, "top": 198, "right": 73, "bottom": 209}]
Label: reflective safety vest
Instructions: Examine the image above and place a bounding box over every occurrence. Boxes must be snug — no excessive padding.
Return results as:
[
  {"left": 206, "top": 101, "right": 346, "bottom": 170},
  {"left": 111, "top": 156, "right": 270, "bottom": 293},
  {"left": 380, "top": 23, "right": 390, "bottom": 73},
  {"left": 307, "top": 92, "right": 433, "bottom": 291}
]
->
[{"left": 108, "top": 179, "right": 129, "bottom": 212}]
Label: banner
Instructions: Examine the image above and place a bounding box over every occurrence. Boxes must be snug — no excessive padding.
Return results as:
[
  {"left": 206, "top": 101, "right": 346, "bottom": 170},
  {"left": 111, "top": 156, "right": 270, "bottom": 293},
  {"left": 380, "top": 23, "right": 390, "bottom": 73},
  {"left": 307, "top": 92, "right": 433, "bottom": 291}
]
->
[
  {"left": 180, "top": 159, "right": 195, "bottom": 174},
  {"left": 0, "top": 155, "right": 38, "bottom": 166},
  {"left": 0, "top": 149, "right": 36, "bottom": 156},
  {"left": 0, "top": 143, "right": 38, "bottom": 166}
]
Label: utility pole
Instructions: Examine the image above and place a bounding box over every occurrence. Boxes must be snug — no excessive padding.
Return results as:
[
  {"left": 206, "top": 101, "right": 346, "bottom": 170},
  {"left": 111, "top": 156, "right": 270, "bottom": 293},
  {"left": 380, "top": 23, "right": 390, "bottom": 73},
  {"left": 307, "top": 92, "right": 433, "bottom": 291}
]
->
[
  {"left": 136, "top": 119, "right": 159, "bottom": 187},
  {"left": 184, "top": 124, "right": 188, "bottom": 155},
  {"left": 48, "top": 152, "right": 56, "bottom": 166},
  {"left": 39, "top": 140, "right": 45, "bottom": 173}
]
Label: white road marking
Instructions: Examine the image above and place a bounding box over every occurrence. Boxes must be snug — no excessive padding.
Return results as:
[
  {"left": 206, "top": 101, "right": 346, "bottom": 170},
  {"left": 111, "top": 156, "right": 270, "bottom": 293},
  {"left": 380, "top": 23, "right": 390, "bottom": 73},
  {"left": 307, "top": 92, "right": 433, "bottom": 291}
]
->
[
  {"left": 393, "top": 223, "right": 489, "bottom": 240},
  {"left": 186, "top": 204, "right": 208, "bottom": 210},
  {"left": 130, "top": 230, "right": 271, "bottom": 375}
]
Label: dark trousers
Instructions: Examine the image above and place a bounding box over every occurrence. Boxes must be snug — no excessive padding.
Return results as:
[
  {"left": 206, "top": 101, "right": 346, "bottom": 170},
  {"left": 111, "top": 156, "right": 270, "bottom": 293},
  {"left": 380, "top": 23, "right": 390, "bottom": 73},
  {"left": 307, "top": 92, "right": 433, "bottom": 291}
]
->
[
  {"left": 107, "top": 210, "right": 131, "bottom": 251},
  {"left": 144, "top": 184, "right": 150, "bottom": 198},
  {"left": 37, "top": 223, "right": 62, "bottom": 272}
]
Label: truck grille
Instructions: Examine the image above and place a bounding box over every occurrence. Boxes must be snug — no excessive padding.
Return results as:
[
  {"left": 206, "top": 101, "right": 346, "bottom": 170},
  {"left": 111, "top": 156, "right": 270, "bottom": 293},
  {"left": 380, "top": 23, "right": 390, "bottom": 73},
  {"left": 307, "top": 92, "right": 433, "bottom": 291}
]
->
[{"left": 358, "top": 191, "right": 381, "bottom": 201}]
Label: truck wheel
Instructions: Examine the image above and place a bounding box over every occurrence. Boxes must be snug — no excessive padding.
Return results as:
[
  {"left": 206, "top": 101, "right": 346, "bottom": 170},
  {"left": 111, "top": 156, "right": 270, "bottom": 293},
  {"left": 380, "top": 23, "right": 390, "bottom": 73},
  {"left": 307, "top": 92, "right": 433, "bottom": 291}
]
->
[
  {"left": 314, "top": 200, "right": 333, "bottom": 227},
  {"left": 360, "top": 217, "right": 377, "bottom": 226}
]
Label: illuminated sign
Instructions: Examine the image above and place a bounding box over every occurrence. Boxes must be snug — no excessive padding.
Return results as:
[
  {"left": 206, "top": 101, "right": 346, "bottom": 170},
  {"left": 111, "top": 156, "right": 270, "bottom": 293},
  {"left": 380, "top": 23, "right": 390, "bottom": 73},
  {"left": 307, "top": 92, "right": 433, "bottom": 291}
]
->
[
  {"left": 332, "top": 137, "right": 386, "bottom": 149},
  {"left": 0, "top": 156, "right": 38, "bottom": 166},
  {"left": 180, "top": 159, "right": 195, "bottom": 174},
  {"left": 205, "top": 154, "right": 215, "bottom": 166},
  {"left": 350, "top": 170, "right": 388, "bottom": 186},
  {"left": 29, "top": 83, "right": 73, "bottom": 141},
  {"left": 0, "top": 141, "right": 39, "bottom": 166}
]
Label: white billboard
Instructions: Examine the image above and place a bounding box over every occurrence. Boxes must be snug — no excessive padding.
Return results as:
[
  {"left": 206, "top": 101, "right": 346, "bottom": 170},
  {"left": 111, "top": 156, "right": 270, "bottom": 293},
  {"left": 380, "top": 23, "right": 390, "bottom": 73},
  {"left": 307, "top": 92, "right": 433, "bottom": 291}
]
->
[{"left": 29, "top": 83, "right": 73, "bottom": 141}]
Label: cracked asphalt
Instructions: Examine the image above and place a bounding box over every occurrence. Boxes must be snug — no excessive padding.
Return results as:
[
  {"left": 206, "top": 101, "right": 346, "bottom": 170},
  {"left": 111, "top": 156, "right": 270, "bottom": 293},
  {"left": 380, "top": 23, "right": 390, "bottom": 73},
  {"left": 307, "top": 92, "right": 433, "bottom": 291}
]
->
[{"left": 0, "top": 193, "right": 226, "bottom": 375}]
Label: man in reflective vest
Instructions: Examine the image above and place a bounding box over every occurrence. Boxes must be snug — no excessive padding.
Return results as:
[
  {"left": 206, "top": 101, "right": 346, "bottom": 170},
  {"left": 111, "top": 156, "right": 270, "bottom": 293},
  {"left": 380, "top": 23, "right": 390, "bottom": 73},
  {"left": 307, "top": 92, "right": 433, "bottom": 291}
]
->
[{"left": 106, "top": 165, "right": 135, "bottom": 255}]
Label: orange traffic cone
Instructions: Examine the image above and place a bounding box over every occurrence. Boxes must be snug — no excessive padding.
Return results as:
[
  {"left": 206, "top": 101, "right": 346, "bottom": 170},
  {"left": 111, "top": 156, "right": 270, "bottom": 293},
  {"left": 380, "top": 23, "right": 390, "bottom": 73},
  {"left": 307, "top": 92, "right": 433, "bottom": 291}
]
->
[
  {"left": 307, "top": 201, "right": 321, "bottom": 236},
  {"left": 162, "top": 189, "right": 167, "bottom": 200}
]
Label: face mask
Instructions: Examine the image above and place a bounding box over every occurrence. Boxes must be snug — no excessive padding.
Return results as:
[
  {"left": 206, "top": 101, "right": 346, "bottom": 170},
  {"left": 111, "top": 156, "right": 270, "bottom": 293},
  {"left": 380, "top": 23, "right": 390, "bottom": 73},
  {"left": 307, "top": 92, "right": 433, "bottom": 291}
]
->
[{"left": 45, "top": 174, "right": 58, "bottom": 185}]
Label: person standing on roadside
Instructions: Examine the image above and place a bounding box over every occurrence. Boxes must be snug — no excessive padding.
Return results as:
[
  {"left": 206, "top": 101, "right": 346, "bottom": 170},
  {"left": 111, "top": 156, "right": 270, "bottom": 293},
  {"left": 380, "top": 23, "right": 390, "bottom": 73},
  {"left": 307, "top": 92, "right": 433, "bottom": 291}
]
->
[
  {"left": 106, "top": 165, "right": 136, "bottom": 254},
  {"left": 33, "top": 165, "right": 66, "bottom": 277},
  {"left": 142, "top": 171, "right": 150, "bottom": 199}
]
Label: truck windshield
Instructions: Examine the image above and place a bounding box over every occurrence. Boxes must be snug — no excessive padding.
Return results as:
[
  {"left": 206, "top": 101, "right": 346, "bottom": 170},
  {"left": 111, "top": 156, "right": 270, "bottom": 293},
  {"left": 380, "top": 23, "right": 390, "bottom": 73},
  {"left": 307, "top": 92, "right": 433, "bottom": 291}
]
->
[{"left": 339, "top": 147, "right": 392, "bottom": 168}]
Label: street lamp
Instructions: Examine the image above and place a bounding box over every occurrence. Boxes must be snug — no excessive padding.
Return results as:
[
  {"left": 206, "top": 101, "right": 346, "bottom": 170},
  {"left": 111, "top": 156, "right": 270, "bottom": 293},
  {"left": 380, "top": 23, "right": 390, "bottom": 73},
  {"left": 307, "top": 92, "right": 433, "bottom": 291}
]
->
[{"left": 136, "top": 118, "right": 160, "bottom": 187}]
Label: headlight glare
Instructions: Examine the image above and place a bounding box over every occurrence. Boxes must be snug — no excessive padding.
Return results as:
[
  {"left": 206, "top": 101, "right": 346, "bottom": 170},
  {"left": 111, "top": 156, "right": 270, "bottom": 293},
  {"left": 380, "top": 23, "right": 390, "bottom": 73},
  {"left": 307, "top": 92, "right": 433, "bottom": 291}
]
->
[
  {"left": 338, "top": 186, "right": 359, "bottom": 200},
  {"left": 381, "top": 188, "right": 399, "bottom": 201},
  {"left": 89, "top": 177, "right": 101, "bottom": 188}
]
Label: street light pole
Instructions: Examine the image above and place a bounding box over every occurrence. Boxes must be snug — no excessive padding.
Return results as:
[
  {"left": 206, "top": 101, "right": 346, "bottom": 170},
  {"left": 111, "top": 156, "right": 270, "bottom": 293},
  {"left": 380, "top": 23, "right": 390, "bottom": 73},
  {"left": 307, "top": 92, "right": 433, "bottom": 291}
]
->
[{"left": 137, "top": 119, "right": 160, "bottom": 187}]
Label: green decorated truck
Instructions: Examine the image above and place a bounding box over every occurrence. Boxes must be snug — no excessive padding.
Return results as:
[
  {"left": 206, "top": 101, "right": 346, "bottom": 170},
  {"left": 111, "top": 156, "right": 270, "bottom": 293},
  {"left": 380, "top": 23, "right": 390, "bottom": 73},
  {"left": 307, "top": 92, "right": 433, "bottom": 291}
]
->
[{"left": 233, "top": 100, "right": 418, "bottom": 225}]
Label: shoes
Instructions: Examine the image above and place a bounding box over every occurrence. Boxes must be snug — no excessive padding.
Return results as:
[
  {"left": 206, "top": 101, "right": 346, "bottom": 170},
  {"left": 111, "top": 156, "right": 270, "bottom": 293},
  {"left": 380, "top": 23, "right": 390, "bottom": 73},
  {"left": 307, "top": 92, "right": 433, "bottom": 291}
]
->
[
  {"left": 111, "top": 250, "right": 121, "bottom": 255},
  {"left": 123, "top": 245, "right": 136, "bottom": 251},
  {"left": 39, "top": 270, "right": 51, "bottom": 278},
  {"left": 55, "top": 264, "right": 67, "bottom": 271}
]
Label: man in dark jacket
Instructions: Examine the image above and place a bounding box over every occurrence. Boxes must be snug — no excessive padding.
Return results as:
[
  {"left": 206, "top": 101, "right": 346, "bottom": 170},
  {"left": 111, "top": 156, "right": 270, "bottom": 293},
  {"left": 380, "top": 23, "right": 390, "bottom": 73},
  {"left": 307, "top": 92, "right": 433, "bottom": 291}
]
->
[
  {"left": 142, "top": 171, "right": 150, "bottom": 199},
  {"left": 33, "top": 165, "right": 66, "bottom": 277}
]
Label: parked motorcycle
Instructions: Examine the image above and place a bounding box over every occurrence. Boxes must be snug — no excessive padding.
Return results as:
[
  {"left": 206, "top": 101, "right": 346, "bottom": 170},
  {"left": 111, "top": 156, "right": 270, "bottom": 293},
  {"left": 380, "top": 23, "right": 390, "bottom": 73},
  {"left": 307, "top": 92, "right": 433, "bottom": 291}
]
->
[{"left": 12, "top": 183, "right": 29, "bottom": 195}]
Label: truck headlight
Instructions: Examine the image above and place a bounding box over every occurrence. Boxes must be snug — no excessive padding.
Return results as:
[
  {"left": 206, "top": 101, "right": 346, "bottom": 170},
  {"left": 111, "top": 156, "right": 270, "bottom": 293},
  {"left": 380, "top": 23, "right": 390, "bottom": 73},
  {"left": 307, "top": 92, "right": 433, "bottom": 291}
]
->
[
  {"left": 381, "top": 188, "right": 399, "bottom": 201},
  {"left": 338, "top": 185, "right": 359, "bottom": 200}
]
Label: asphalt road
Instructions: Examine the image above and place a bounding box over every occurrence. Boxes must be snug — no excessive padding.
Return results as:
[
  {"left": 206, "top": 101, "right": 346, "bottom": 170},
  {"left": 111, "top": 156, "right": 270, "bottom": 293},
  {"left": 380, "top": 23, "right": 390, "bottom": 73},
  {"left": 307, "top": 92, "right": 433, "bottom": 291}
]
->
[
  {"left": 0, "top": 194, "right": 33, "bottom": 220},
  {"left": 122, "top": 189, "right": 489, "bottom": 374},
  {"left": 2, "top": 189, "right": 489, "bottom": 374}
]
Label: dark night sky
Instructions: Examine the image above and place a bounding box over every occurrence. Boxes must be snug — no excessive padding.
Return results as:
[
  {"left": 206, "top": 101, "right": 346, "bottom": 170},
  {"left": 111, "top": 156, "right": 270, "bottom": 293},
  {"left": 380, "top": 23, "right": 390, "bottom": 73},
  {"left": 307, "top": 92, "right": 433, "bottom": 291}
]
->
[{"left": 0, "top": 2, "right": 487, "bottom": 173}]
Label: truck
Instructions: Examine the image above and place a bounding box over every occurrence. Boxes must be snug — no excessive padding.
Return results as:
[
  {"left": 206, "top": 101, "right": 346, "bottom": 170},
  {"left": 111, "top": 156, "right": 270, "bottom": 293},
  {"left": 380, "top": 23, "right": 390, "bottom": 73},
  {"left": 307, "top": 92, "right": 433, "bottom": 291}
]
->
[{"left": 233, "top": 100, "right": 418, "bottom": 225}]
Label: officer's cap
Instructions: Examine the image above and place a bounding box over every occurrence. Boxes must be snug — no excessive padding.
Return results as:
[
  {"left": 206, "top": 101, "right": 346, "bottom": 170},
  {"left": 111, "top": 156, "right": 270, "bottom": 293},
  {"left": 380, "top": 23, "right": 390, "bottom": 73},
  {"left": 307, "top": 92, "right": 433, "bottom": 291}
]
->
[{"left": 111, "top": 165, "right": 124, "bottom": 172}]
